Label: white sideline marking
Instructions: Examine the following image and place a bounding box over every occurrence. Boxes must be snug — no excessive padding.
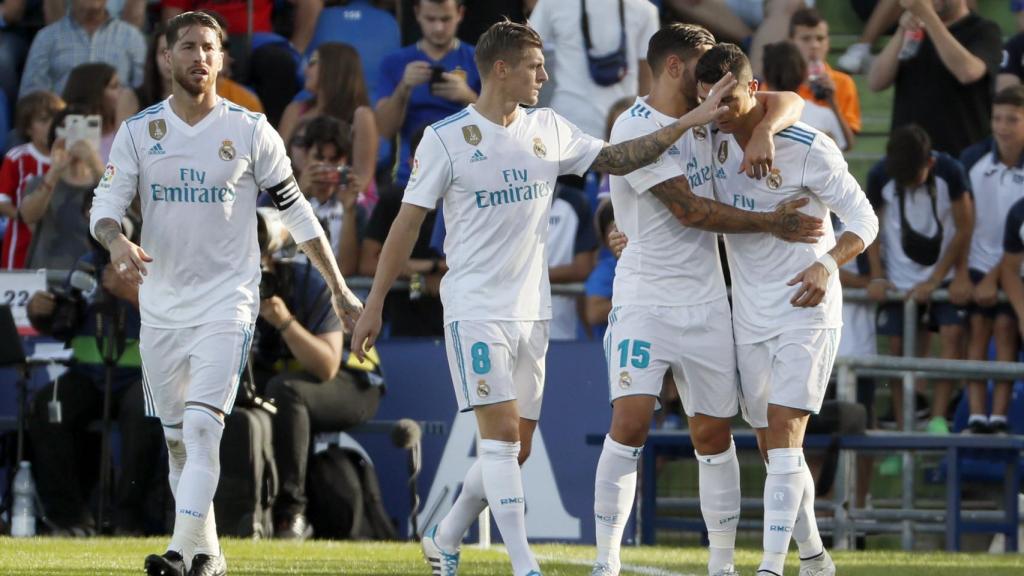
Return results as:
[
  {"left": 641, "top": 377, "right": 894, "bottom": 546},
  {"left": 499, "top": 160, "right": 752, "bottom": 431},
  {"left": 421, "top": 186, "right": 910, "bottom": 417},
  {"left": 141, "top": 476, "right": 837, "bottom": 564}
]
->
[{"left": 537, "top": 555, "right": 697, "bottom": 576}]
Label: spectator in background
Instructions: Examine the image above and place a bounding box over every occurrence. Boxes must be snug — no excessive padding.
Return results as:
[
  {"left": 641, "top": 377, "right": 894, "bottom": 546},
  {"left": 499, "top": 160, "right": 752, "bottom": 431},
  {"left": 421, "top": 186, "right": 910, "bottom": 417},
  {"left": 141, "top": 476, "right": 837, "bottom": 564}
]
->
[
  {"left": 280, "top": 43, "right": 378, "bottom": 206},
  {"left": 867, "top": 124, "right": 973, "bottom": 435},
  {"left": 962, "top": 86, "right": 1024, "bottom": 434},
  {"left": 868, "top": 0, "right": 1002, "bottom": 157},
  {"left": 19, "top": 0, "right": 145, "bottom": 99},
  {"left": 663, "top": 0, "right": 758, "bottom": 44},
  {"left": 789, "top": 8, "right": 861, "bottom": 138},
  {"left": 360, "top": 125, "right": 445, "bottom": 337},
  {"left": 304, "top": 0, "right": 401, "bottom": 98},
  {"left": 0, "top": 0, "right": 34, "bottom": 108},
  {"left": 762, "top": 41, "right": 853, "bottom": 150},
  {"left": 528, "top": 0, "right": 658, "bottom": 142},
  {"left": 62, "top": 62, "right": 135, "bottom": 163},
  {"left": 291, "top": 115, "right": 365, "bottom": 277},
  {"left": 21, "top": 106, "right": 104, "bottom": 269},
  {"left": 26, "top": 212, "right": 164, "bottom": 537},
  {"left": 135, "top": 22, "right": 264, "bottom": 113},
  {"left": 375, "top": 0, "right": 480, "bottom": 188},
  {"left": 584, "top": 198, "right": 616, "bottom": 339},
  {"left": 253, "top": 208, "right": 382, "bottom": 540},
  {"left": 0, "top": 91, "right": 63, "bottom": 269},
  {"left": 548, "top": 182, "right": 597, "bottom": 340},
  {"left": 999, "top": 31, "right": 1024, "bottom": 91}
]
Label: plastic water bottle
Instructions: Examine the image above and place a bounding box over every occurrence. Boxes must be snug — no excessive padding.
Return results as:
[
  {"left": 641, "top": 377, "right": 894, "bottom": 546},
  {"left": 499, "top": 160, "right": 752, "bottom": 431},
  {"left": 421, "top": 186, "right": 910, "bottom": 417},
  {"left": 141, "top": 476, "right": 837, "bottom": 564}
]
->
[
  {"left": 898, "top": 28, "right": 924, "bottom": 61},
  {"left": 11, "top": 461, "right": 36, "bottom": 537}
]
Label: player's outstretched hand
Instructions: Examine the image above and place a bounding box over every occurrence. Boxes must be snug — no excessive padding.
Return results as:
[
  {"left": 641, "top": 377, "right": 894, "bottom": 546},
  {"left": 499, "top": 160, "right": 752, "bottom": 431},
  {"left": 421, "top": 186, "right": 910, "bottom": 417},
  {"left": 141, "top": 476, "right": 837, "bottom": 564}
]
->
[
  {"left": 685, "top": 72, "right": 735, "bottom": 127},
  {"left": 332, "top": 288, "right": 364, "bottom": 333},
  {"left": 109, "top": 235, "right": 153, "bottom": 287},
  {"left": 787, "top": 261, "right": 830, "bottom": 307},
  {"left": 741, "top": 127, "right": 776, "bottom": 179},
  {"left": 351, "top": 307, "right": 382, "bottom": 362},
  {"left": 769, "top": 197, "right": 823, "bottom": 243}
]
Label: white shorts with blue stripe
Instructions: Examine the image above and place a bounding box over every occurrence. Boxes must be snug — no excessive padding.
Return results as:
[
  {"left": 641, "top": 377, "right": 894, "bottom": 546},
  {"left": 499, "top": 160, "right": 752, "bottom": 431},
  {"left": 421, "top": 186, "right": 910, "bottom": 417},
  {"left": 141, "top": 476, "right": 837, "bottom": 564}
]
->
[
  {"left": 443, "top": 320, "right": 548, "bottom": 421},
  {"left": 139, "top": 320, "right": 254, "bottom": 426}
]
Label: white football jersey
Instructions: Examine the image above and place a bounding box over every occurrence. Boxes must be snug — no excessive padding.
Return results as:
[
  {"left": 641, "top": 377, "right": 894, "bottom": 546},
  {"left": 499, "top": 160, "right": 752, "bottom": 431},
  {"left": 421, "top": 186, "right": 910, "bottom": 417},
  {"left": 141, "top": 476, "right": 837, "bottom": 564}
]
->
[
  {"left": 609, "top": 97, "right": 726, "bottom": 307},
  {"left": 711, "top": 122, "right": 878, "bottom": 344},
  {"left": 91, "top": 97, "right": 323, "bottom": 328},
  {"left": 403, "top": 104, "right": 604, "bottom": 324}
]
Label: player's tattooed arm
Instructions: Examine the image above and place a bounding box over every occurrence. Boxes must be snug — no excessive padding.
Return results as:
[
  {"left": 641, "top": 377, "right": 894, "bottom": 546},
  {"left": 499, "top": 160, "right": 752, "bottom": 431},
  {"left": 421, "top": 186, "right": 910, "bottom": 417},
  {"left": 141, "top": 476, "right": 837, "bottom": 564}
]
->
[
  {"left": 591, "top": 73, "right": 737, "bottom": 176},
  {"left": 297, "top": 234, "right": 363, "bottom": 328},
  {"left": 94, "top": 218, "right": 125, "bottom": 249},
  {"left": 649, "top": 176, "right": 823, "bottom": 242}
]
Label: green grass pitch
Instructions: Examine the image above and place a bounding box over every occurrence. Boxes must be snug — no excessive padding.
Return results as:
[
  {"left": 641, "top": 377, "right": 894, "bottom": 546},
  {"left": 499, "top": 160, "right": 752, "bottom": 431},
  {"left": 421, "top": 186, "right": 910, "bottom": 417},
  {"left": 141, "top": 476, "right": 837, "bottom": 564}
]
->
[{"left": 1, "top": 538, "right": 1022, "bottom": 575}]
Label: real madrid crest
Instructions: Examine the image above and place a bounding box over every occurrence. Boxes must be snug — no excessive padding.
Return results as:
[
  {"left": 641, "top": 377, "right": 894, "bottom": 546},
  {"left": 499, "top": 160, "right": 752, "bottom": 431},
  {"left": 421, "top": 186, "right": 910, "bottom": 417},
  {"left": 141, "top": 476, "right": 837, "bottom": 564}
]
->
[
  {"left": 693, "top": 125, "right": 707, "bottom": 141},
  {"left": 717, "top": 140, "right": 729, "bottom": 163},
  {"left": 533, "top": 137, "right": 547, "bottom": 159},
  {"left": 767, "top": 168, "right": 783, "bottom": 190},
  {"left": 148, "top": 119, "right": 167, "bottom": 140},
  {"left": 477, "top": 379, "right": 490, "bottom": 398},
  {"left": 101, "top": 164, "right": 116, "bottom": 185},
  {"left": 618, "top": 371, "right": 632, "bottom": 389},
  {"left": 219, "top": 140, "right": 235, "bottom": 161},
  {"left": 462, "top": 124, "right": 482, "bottom": 146}
]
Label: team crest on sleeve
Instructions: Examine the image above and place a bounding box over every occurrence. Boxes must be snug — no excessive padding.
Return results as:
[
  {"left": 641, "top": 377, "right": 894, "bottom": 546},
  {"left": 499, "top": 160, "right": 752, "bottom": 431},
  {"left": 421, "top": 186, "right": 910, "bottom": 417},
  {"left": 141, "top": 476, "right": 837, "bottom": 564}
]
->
[
  {"left": 477, "top": 379, "right": 490, "bottom": 397},
  {"left": 462, "top": 125, "right": 482, "bottom": 145},
  {"left": 148, "top": 119, "right": 167, "bottom": 140},
  {"left": 693, "top": 125, "right": 707, "bottom": 141},
  {"left": 717, "top": 140, "right": 729, "bottom": 163},
  {"left": 767, "top": 168, "right": 783, "bottom": 190},
  {"left": 533, "top": 137, "right": 547, "bottom": 159},
  {"left": 219, "top": 140, "right": 236, "bottom": 161},
  {"left": 618, "top": 371, "right": 632, "bottom": 389}
]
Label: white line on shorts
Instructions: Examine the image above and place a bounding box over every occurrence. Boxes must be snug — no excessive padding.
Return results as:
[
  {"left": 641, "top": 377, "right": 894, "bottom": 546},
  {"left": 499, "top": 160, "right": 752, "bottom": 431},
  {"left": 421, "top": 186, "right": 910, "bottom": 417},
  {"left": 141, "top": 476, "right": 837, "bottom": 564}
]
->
[{"left": 536, "top": 555, "right": 698, "bottom": 576}]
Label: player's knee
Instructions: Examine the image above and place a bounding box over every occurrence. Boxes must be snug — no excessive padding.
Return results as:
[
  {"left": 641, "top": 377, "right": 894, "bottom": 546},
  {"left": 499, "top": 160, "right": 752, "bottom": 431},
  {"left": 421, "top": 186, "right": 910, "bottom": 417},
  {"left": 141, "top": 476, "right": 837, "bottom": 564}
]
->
[
  {"left": 610, "top": 418, "right": 648, "bottom": 447},
  {"left": 691, "top": 423, "right": 732, "bottom": 455},
  {"left": 182, "top": 406, "right": 225, "bottom": 467}
]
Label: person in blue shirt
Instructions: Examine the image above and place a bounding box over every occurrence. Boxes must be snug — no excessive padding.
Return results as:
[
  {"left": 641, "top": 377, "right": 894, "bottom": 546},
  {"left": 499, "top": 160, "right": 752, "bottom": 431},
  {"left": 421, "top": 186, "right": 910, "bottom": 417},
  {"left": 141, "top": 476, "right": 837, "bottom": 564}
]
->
[{"left": 374, "top": 0, "right": 480, "bottom": 187}]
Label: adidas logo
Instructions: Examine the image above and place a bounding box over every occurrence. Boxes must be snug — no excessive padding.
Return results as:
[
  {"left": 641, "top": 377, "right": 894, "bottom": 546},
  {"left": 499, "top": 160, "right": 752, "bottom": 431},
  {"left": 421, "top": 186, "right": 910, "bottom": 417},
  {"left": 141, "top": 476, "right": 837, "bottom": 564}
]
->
[
  {"left": 470, "top": 149, "right": 487, "bottom": 163},
  {"left": 667, "top": 145, "right": 681, "bottom": 156},
  {"left": 148, "top": 142, "right": 166, "bottom": 155}
]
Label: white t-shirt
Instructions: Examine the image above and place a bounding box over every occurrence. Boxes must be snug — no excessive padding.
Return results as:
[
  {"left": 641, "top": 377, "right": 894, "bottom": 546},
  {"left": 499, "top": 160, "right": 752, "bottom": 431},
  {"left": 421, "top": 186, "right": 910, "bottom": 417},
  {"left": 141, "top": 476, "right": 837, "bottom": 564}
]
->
[
  {"left": 963, "top": 141, "right": 1024, "bottom": 274},
  {"left": 403, "top": 105, "right": 604, "bottom": 324},
  {"left": 867, "top": 152, "right": 968, "bottom": 291},
  {"left": 529, "top": 0, "right": 659, "bottom": 139},
  {"left": 800, "top": 100, "right": 846, "bottom": 151},
  {"left": 90, "top": 97, "right": 323, "bottom": 328},
  {"left": 712, "top": 122, "right": 878, "bottom": 344},
  {"left": 609, "top": 97, "right": 727, "bottom": 307}
]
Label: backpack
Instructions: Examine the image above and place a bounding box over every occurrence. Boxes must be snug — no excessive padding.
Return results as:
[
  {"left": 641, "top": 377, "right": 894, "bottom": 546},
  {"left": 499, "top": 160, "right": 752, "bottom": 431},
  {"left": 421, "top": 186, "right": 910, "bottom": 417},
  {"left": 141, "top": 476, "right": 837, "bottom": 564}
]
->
[
  {"left": 214, "top": 407, "right": 278, "bottom": 538},
  {"left": 306, "top": 445, "right": 397, "bottom": 540}
]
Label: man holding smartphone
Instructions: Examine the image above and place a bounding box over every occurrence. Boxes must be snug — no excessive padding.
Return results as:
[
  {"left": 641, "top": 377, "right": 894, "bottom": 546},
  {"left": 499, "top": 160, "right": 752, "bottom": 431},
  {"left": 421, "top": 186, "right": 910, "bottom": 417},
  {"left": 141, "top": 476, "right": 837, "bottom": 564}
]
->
[{"left": 375, "top": 0, "right": 480, "bottom": 188}]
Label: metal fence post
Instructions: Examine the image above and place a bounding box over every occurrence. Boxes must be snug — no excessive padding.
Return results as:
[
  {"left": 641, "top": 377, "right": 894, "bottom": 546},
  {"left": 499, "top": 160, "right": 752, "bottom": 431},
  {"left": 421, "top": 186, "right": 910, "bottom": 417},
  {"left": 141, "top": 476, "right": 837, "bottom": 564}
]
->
[{"left": 901, "top": 297, "right": 917, "bottom": 551}]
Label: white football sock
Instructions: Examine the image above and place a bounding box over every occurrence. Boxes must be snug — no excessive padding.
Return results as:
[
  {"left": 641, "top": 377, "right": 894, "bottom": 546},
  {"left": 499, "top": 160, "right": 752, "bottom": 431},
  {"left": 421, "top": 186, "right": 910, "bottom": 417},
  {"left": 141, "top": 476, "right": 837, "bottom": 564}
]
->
[
  {"left": 479, "top": 439, "right": 539, "bottom": 576},
  {"left": 594, "top": 434, "right": 641, "bottom": 572},
  {"left": 697, "top": 439, "right": 740, "bottom": 573},
  {"left": 164, "top": 426, "right": 186, "bottom": 500},
  {"left": 793, "top": 465, "right": 824, "bottom": 560},
  {"left": 436, "top": 458, "right": 487, "bottom": 551},
  {"left": 169, "top": 407, "right": 224, "bottom": 557},
  {"left": 758, "top": 448, "right": 805, "bottom": 576}
]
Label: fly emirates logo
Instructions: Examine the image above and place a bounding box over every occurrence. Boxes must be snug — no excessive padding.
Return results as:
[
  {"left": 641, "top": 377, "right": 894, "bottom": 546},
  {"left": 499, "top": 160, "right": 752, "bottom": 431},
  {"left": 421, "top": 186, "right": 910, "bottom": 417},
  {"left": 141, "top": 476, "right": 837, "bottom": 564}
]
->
[
  {"left": 151, "top": 168, "right": 236, "bottom": 204},
  {"left": 474, "top": 168, "right": 552, "bottom": 209}
]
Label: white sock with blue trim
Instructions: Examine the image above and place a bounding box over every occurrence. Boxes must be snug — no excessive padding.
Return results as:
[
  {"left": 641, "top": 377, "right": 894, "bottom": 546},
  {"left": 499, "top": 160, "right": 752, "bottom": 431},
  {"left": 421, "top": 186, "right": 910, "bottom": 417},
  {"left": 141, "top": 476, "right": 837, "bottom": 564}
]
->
[
  {"left": 697, "top": 440, "right": 740, "bottom": 573},
  {"left": 480, "top": 439, "right": 538, "bottom": 576},
  {"left": 594, "top": 434, "right": 641, "bottom": 572},
  {"left": 436, "top": 458, "right": 486, "bottom": 551},
  {"left": 758, "top": 448, "right": 805, "bottom": 575},
  {"left": 168, "top": 406, "right": 224, "bottom": 557}
]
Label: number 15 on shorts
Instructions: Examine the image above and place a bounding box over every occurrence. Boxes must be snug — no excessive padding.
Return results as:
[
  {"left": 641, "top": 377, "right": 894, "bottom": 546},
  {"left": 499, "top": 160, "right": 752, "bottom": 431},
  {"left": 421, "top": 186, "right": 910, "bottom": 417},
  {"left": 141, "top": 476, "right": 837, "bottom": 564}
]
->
[{"left": 617, "top": 339, "right": 651, "bottom": 369}]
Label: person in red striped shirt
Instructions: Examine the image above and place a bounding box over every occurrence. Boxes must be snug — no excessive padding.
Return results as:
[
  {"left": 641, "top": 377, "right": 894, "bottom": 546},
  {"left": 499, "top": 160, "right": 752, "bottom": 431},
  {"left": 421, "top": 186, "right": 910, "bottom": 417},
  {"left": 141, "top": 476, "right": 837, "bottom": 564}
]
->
[{"left": 0, "top": 91, "right": 65, "bottom": 269}]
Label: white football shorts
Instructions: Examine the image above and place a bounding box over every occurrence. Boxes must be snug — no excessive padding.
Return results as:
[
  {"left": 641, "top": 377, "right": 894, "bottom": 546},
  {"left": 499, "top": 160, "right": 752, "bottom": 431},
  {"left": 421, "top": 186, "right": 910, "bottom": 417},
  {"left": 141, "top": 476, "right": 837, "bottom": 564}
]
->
[
  {"left": 737, "top": 328, "right": 840, "bottom": 429},
  {"left": 603, "top": 298, "right": 739, "bottom": 418},
  {"left": 444, "top": 320, "right": 548, "bottom": 421},
  {"left": 139, "top": 320, "right": 255, "bottom": 425}
]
